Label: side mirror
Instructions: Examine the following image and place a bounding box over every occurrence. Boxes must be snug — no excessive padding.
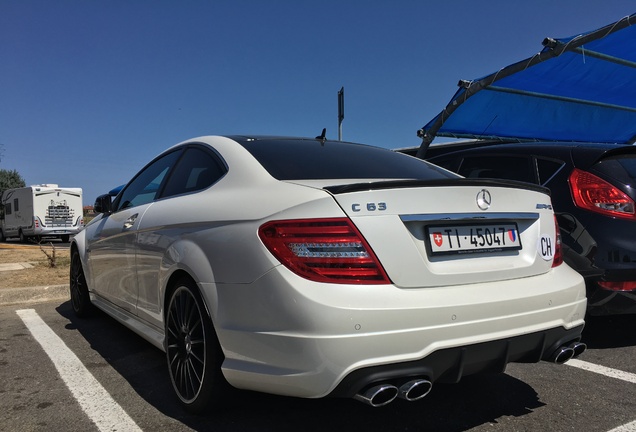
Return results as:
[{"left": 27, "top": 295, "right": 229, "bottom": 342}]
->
[{"left": 94, "top": 194, "right": 113, "bottom": 214}]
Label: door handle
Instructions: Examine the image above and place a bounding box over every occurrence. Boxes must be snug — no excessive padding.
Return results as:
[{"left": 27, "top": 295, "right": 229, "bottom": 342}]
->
[{"left": 123, "top": 213, "right": 138, "bottom": 229}]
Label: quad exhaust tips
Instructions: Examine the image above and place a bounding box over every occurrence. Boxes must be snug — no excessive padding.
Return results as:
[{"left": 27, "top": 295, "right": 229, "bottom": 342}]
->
[
  {"left": 398, "top": 378, "right": 433, "bottom": 401},
  {"left": 569, "top": 341, "right": 587, "bottom": 358},
  {"left": 547, "top": 340, "right": 587, "bottom": 364},
  {"left": 354, "top": 379, "right": 433, "bottom": 407},
  {"left": 353, "top": 384, "right": 398, "bottom": 407}
]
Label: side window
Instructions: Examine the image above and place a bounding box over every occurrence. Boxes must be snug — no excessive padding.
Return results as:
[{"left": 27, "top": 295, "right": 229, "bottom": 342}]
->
[
  {"left": 161, "top": 146, "right": 227, "bottom": 198},
  {"left": 536, "top": 158, "right": 565, "bottom": 186},
  {"left": 458, "top": 155, "right": 536, "bottom": 184},
  {"left": 4, "top": 203, "right": 11, "bottom": 216},
  {"left": 115, "top": 149, "right": 183, "bottom": 212},
  {"left": 13, "top": 198, "right": 19, "bottom": 212}
]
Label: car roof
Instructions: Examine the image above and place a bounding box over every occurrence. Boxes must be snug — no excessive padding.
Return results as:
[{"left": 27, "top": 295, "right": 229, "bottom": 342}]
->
[{"left": 421, "top": 141, "right": 636, "bottom": 164}]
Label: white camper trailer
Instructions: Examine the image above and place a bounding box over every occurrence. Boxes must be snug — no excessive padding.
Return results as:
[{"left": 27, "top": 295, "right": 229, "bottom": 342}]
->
[{"left": 0, "top": 184, "right": 84, "bottom": 243}]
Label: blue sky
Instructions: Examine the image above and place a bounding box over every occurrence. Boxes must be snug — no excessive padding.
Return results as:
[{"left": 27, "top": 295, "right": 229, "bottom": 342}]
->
[{"left": 1, "top": 1, "right": 633, "bottom": 203}]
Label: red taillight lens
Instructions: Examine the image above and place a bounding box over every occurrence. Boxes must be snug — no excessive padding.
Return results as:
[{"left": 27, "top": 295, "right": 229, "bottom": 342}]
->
[
  {"left": 258, "top": 218, "right": 391, "bottom": 284},
  {"left": 569, "top": 168, "right": 635, "bottom": 219},
  {"left": 552, "top": 215, "right": 563, "bottom": 268},
  {"left": 598, "top": 281, "right": 636, "bottom": 291}
]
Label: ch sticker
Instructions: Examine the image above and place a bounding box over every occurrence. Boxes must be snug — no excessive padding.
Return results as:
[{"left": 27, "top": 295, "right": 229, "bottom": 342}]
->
[{"left": 538, "top": 234, "right": 554, "bottom": 261}]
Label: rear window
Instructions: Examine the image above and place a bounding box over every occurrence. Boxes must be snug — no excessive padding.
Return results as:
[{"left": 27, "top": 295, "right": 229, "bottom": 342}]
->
[
  {"left": 457, "top": 155, "right": 535, "bottom": 183},
  {"left": 593, "top": 154, "right": 636, "bottom": 186},
  {"left": 236, "top": 138, "right": 457, "bottom": 181}
]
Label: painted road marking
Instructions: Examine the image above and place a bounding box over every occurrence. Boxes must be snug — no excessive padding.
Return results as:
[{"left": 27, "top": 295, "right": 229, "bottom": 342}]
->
[
  {"left": 16, "top": 309, "right": 142, "bottom": 432},
  {"left": 566, "top": 358, "right": 636, "bottom": 384},
  {"left": 608, "top": 422, "right": 636, "bottom": 432},
  {"left": 12, "top": 308, "right": 636, "bottom": 431},
  {"left": 567, "top": 359, "right": 636, "bottom": 432}
]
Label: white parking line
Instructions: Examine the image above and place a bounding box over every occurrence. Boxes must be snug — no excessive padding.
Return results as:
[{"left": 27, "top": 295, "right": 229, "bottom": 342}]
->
[
  {"left": 608, "top": 422, "right": 636, "bottom": 432},
  {"left": 566, "top": 359, "right": 636, "bottom": 432},
  {"left": 16, "top": 309, "right": 142, "bottom": 432},
  {"left": 566, "top": 358, "right": 636, "bottom": 384}
]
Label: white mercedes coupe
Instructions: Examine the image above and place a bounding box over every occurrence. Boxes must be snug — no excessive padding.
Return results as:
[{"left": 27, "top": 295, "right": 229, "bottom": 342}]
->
[{"left": 70, "top": 135, "right": 587, "bottom": 412}]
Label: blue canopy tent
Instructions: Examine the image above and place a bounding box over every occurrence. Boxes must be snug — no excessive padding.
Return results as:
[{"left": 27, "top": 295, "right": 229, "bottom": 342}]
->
[{"left": 416, "top": 13, "right": 636, "bottom": 158}]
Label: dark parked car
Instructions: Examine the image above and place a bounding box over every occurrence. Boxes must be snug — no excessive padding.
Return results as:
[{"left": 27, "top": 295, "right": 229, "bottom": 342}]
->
[{"left": 401, "top": 141, "right": 636, "bottom": 316}]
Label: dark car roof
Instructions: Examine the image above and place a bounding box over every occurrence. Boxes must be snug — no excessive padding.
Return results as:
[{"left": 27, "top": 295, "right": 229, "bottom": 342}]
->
[{"left": 420, "top": 141, "right": 636, "bottom": 168}]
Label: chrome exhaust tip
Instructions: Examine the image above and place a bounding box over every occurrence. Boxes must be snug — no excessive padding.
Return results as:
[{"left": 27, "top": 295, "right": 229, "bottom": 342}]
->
[
  {"left": 568, "top": 341, "right": 587, "bottom": 358},
  {"left": 549, "top": 346, "right": 575, "bottom": 364},
  {"left": 353, "top": 384, "right": 399, "bottom": 407},
  {"left": 398, "top": 379, "right": 433, "bottom": 402}
]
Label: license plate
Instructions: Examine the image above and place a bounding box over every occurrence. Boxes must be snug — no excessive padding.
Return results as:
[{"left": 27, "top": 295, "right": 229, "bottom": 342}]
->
[{"left": 427, "top": 223, "right": 521, "bottom": 255}]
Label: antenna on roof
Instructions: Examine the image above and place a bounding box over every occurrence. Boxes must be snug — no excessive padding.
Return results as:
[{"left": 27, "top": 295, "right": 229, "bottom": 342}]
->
[{"left": 315, "top": 128, "right": 327, "bottom": 142}]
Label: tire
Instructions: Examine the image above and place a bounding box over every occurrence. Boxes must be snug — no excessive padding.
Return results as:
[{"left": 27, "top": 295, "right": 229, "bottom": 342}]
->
[
  {"left": 0, "top": 230, "right": 4, "bottom": 242},
  {"left": 19, "top": 230, "right": 26, "bottom": 243},
  {"left": 60, "top": 235, "right": 70, "bottom": 243},
  {"left": 70, "top": 249, "right": 93, "bottom": 317},
  {"left": 165, "top": 278, "right": 227, "bottom": 413}
]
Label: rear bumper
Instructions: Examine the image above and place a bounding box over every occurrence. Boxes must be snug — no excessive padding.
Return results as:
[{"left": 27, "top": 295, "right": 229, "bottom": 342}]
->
[
  {"left": 329, "top": 324, "right": 583, "bottom": 398},
  {"left": 209, "top": 264, "right": 586, "bottom": 399},
  {"left": 34, "top": 227, "right": 81, "bottom": 236},
  {"left": 587, "top": 283, "right": 636, "bottom": 316}
]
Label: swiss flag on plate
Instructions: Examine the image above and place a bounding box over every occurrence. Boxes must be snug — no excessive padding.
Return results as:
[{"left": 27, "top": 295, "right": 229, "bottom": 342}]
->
[{"left": 433, "top": 232, "right": 443, "bottom": 247}]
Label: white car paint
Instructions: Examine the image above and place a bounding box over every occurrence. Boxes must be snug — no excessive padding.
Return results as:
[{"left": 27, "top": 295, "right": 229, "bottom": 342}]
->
[{"left": 72, "top": 135, "right": 586, "bottom": 409}]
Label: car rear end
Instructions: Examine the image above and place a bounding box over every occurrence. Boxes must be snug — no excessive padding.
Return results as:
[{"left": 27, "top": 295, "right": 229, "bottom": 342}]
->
[
  {"left": 564, "top": 145, "right": 636, "bottom": 314},
  {"left": 214, "top": 138, "right": 586, "bottom": 405}
]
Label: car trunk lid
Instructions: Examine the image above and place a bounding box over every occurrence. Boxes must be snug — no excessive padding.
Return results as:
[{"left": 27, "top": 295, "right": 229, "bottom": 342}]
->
[{"left": 324, "top": 179, "right": 559, "bottom": 288}]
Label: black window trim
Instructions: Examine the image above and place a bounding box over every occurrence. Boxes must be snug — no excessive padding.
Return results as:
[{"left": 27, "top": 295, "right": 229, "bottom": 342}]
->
[
  {"left": 156, "top": 143, "right": 229, "bottom": 200},
  {"left": 111, "top": 143, "right": 229, "bottom": 213}
]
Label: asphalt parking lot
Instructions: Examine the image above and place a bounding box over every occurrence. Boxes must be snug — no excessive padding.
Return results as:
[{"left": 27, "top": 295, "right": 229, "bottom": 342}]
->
[
  {"left": 1, "top": 243, "right": 634, "bottom": 431},
  {"left": 2, "top": 298, "right": 636, "bottom": 431}
]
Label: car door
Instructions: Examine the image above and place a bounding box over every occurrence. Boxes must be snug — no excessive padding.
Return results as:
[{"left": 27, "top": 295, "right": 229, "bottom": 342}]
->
[
  {"left": 86, "top": 149, "right": 183, "bottom": 313},
  {"left": 134, "top": 145, "right": 227, "bottom": 327}
]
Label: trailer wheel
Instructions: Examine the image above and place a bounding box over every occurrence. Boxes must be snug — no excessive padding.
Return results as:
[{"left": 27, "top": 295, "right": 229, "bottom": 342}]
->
[
  {"left": 0, "top": 230, "right": 4, "bottom": 242},
  {"left": 19, "top": 230, "right": 27, "bottom": 243},
  {"left": 61, "top": 235, "right": 70, "bottom": 243}
]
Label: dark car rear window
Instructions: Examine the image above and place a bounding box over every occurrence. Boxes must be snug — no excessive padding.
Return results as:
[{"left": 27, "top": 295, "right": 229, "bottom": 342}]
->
[
  {"left": 236, "top": 138, "right": 457, "bottom": 181},
  {"left": 457, "top": 155, "right": 535, "bottom": 183},
  {"left": 594, "top": 154, "right": 636, "bottom": 187}
]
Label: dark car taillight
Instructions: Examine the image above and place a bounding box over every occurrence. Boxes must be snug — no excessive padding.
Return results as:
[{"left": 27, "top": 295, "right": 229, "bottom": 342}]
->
[
  {"left": 259, "top": 218, "right": 391, "bottom": 284},
  {"left": 552, "top": 215, "right": 563, "bottom": 268},
  {"left": 569, "top": 168, "right": 635, "bottom": 220},
  {"left": 598, "top": 281, "right": 636, "bottom": 291}
]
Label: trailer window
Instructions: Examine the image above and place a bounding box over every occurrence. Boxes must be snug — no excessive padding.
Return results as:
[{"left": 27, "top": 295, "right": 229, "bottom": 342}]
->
[
  {"left": 4, "top": 203, "right": 11, "bottom": 215},
  {"left": 13, "top": 198, "right": 18, "bottom": 212}
]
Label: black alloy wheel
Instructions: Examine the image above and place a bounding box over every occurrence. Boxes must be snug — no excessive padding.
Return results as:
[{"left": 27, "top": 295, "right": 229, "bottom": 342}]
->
[
  {"left": 165, "top": 278, "right": 227, "bottom": 413},
  {"left": 70, "top": 249, "right": 92, "bottom": 317}
]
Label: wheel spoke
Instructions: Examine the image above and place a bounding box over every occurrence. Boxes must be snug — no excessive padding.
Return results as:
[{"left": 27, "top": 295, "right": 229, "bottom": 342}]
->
[
  {"left": 167, "top": 285, "right": 208, "bottom": 404},
  {"left": 70, "top": 252, "right": 90, "bottom": 315}
]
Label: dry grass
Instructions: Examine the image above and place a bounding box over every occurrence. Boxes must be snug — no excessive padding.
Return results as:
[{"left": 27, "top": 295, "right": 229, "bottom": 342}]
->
[{"left": 0, "top": 244, "right": 70, "bottom": 288}]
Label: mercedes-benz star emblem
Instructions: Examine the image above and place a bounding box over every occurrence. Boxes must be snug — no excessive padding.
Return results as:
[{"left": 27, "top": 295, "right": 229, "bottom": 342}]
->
[{"left": 476, "top": 189, "right": 492, "bottom": 210}]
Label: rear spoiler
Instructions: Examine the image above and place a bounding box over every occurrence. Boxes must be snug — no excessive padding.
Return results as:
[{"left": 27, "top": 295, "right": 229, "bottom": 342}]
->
[{"left": 324, "top": 178, "right": 550, "bottom": 196}]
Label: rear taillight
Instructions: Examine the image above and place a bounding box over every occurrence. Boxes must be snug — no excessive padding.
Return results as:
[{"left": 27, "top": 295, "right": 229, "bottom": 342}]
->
[
  {"left": 258, "top": 218, "right": 391, "bottom": 284},
  {"left": 598, "top": 281, "right": 636, "bottom": 291},
  {"left": 552, "top": 215, "right": 563, "bottom": 268},
  {"left": 569, "top": 168, "right": 635, "bottom": 220}
]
